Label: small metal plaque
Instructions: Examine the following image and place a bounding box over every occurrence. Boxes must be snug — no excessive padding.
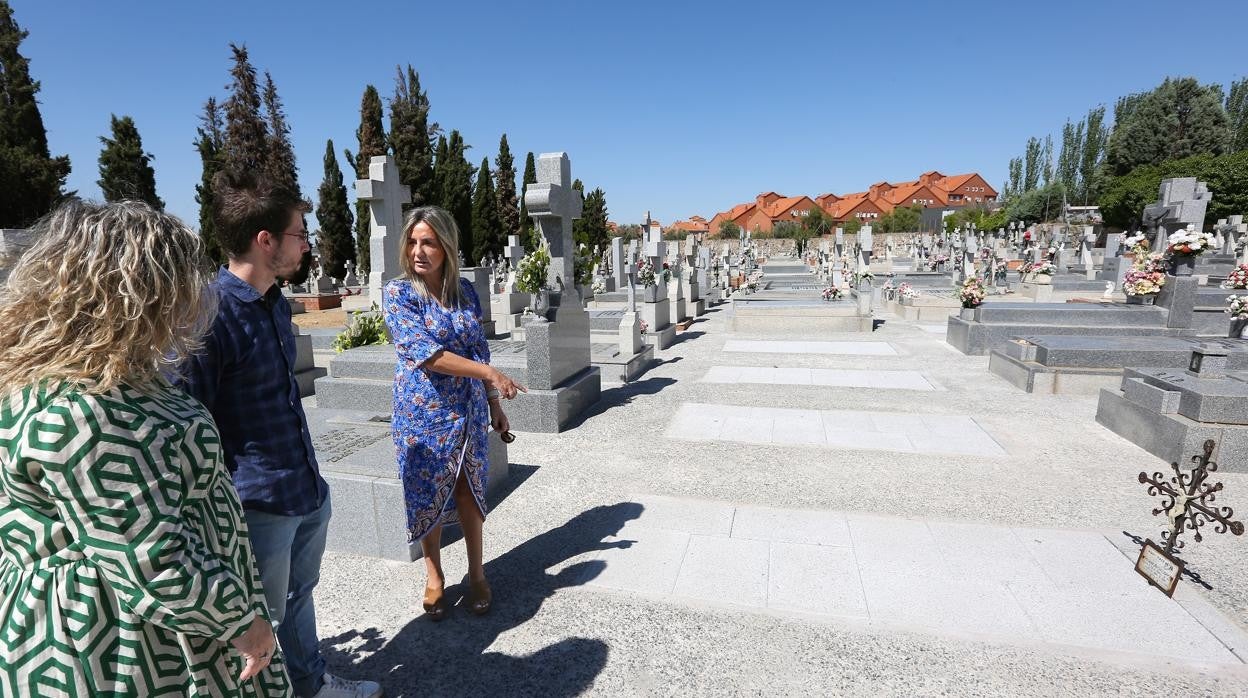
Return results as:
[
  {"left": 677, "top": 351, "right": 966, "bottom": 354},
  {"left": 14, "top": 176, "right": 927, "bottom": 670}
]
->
[
  {"left": 1135, "top": 539, "right": 1184, "bottom": 597},
  {"left": 1189, "top": 353, "right": 1203, "bottom": 373}
]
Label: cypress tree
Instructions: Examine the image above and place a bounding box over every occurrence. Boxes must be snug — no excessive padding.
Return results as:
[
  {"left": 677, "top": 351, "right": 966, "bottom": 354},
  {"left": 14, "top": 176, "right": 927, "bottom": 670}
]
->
[
  {"left": 97, "top": 114, "right": 162, "bottom": 209},
  {"left": 0, "top": 0, "right": 70, "bottom": 228},
  {"left": 494, "top": 134, "right": 519, "bottom": 239},
  {"left": 1106, "top": 77, "right": 1232, "bottom": 176},
  {"left": 571, "top": 179, "right": 587, "bottom": 244},
  {"left": 520, "top": 151, "right": 537, "bottom": 250},
  {"left": 346, "top": 85, "right": 385, "bottom": 275},
  {"left": 470, "top": 156, "right": 502, "bottom": 263},
  {"left": 388, "top": 65, "right": 436, "bottom": 206},
  {"left": 316, "top": 139, "right": 354, "bottom": 279},
  {"left": 262, "top": 71, "right": 298, "bottom": 194},
  {"left": 580, "top": 188, "right": 610, "bottom": 251},
  {"left": 440, "top": 130, "right": 475, "bottom": 259},
  {"left": 430, "top": 134, "right": 449, "bottom": 207},
  {"left": 222, "top": 43, "right": 268, "bottom": 174},
  {"left": 194, "top": 98, "right": 225, "bottom": 263}
]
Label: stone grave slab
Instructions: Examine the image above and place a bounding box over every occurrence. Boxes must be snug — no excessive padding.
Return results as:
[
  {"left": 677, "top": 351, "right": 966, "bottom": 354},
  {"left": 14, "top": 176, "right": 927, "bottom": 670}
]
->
[
  {"left": 947, "top": 302, "right": 1191, "bottom": 356},
  {"left": 722, "top": 340, "right": 897, "bottom": 356},
  {"left": 700, "top": 366, "right": 936, "bottom": 391},
  {"left": 305, "top": 407, "right": 509, "bottom": 561}
]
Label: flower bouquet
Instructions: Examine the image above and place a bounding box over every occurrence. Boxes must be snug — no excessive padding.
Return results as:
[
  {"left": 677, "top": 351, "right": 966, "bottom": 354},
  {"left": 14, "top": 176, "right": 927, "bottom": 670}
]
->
[
  {"left": 957, "top": 277, "right": 986, "bottom": 308},
  {"left": 1222, "top": 263, "right": 1248, "bottom": 290},
  {"left": 661, "top": 262, "right": 672, "bottom": 284},
  {"left": 515, "top": 243, "right": 551, "bottom": 294},
  {"left": 591, "top": 276, "right": 608, "bottom": 295},
  {"left": 637, "top": 259, "right": 657, "bottom": 288},
  {"left": 1228, "top": 296, "right": 1248, "bottom": 319},
  {"left": 1166, "top": 226, "right": 1215, "bottom": 256},
  {"left": 897, "top": 282, "right": 920, "bottom": 300},
  {"left": 821, "top": 286, "right": 843, "bottom": 301},
  {"left": 1124, "top": 269, "right": 1165, "bottom": 296},
  {"left": 1030, "top": 260, "right": 1055, "bottom": 275}
]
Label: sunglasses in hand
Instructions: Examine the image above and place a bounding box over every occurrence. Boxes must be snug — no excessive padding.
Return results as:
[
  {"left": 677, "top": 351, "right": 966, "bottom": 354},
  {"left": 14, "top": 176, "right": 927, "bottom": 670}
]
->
[{"left": 499, "top": 430, "right": 516, "bottom": 444}]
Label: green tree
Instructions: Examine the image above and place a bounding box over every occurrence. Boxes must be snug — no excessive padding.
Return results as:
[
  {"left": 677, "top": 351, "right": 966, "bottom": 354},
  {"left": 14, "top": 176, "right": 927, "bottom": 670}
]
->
[
  {"left": 842, "top": 217, "right": 862, "bottom": 236},
  {"left": 882, "top": 205, "right": 920, "bottom": 233},
  {"left": 1022, "top": 137, "right": 1043, "bottom": 193},
  {"left": 578, "top": 187, "right": 610, "bottom": 251},
  {"left": 494, "top": 134, "right": 519, "bottom": 239},
  {"left": 315, "top": 139, "right": 354, "bottom": 279},
  {"left": 193, "top": 98, "right": 225, "bottom": 263},
  {"left": 345, "top": 85, "right": 385, "bottom": 275},
  {"left": 1078, "top": 105, "right": 1109, "bottom": 204},
  {"left": 439, "top": 130, "right": 474, "bottom": 258},
  {"left": 429, "top": 134, "right": 448, "bottom": 207},
  {"left": 1098, "top": 150, "right": 1248, "bottom": 231},
  {"left": 470, "top": 156, "right": 502, "bottom": 263},
  {"left": 1113, "top": 92, "right": 1145, "bottom": 131},
  {"left": 0, "top": 0, "right": 70, "bottom": 227},
  {"left": 1004, "top": 157, "right": 1023, "bottom": 199},
  {"left": 1057, "top": 118, "right": 1084, "bottom": 197},
  {"left": 388, "top": 65, "right": 436, "bottom": 206},
  {"left": 1227, "top": 78, "right": 1248, "bottom": 152},
  {"left": 803, "top": 207, "right": 833, "bottom": 237},
  {"left": 261, "top": 71, "right": 298, "bottom": 194},
  {"left": 718, "top": 219, "right": 741, "bottom": 239},
  {"left": 1040, "top": 135, "right": 1053, "bottom": 187},
  {"left": 1005, "top": 182, "right": 1066, "bottom": 223},
  {"left": 97, "top": 115, "right": 161, "bottom": 209},
  {"left": 1105, "top": 77, "right": 1232, "bottom": 176},
  {"left": 222, "top": 44, "right": 268, "bottom": 174},
  {"left": 520, "top": 151, "right": 537, "bottom": 250}
]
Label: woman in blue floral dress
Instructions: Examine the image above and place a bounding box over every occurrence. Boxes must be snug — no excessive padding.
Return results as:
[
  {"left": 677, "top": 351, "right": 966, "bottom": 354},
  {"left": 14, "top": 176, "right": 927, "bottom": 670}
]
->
[{"left": 382, "top": 206, "right": 525, "bottom": 620}]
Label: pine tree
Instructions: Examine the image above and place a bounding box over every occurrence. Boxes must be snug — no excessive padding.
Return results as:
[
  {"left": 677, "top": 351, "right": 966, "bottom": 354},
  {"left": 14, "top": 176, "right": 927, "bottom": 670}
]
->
[
  {"left": 520, "top": 151, "right": 537, "bottom": 250},
  {"left": 193, "top": 98, "right": 225, "bottom": 263},
  {"left": 97, "top": 115, "right": 162, "bottom": 209},
  {"left": 0, "top": 0, "right": 70, "bottom": 228},
  {"left": 316, "top": 139, "right": 354, "bottom": 279},
  {"left": 440, "top": 130, "right": 475, "bottom": 259},
  {"left": 345, "top": 85, "right": 385, "bottom": 275},
  {"left": 470, "top": 157, "right": 502, "bottom": 263},
  {"left": 388, "top": 65, "right": 436, "bottom": 206},
  {"left": 494, "top": 134, "right": 519, "bottom": 240},
  {"left": 262, "top": 71, "right": 298, "bottom": 194},
  {"left": 571, "top": 179, "right": 587, "bottom": 244},
  {"left": 1227, "top": 78, "right": 1248, "bottom": 152},
  {"left": 222, "top": 43, "right": 268, "bottom": 174},
  {"left": 1106, "top": 77, "right": 1232, "bottom": 176},
  {"left": 1078, "top": 106, "right": 1108, "bottom": 204},
  {"left": 1057, "top": 118, "right": 1084, "bottom": 198}
]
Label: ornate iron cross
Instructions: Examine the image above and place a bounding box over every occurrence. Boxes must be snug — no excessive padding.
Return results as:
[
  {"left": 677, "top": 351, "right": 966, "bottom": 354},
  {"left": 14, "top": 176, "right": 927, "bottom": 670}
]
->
[{"left": 1138, "top": 439, "right": 1244, "bottom": 554}]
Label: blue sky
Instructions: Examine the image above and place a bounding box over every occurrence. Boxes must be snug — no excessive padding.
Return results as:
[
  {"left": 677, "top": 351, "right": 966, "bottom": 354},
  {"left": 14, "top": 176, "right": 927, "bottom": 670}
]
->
[{"left": 11, "top": 0, "right": 1248, "bottom": 230}]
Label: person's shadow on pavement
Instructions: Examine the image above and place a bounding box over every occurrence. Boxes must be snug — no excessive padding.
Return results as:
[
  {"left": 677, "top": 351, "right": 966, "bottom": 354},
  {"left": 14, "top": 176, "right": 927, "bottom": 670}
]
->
[{"left": 321, "top": 502, "right": 644, "bottom": 697}]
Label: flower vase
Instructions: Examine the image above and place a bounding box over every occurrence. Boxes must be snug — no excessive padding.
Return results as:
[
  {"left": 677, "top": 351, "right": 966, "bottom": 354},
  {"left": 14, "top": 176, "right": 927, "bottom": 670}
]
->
[
  {"left": 643, "top": 285, "right": 659, "bottom": 303},
  {"left": 1231, "top": 317, "right": 1248, "bottom": 339},
  {"left": 1035, "top": 275, "right": 1052, "bottom": 285},
  {"left": 1125, "top": 294, "right": 1155, "bottom": 306},
  {"left": 959, "top": 307, "right": 976, "bottom": 320},
  {"left": 1172, "top": 255, "right": 1196, "bottom": 276},
  {"left": 530, "top": 290, "right": 551, "bottom": 321}
]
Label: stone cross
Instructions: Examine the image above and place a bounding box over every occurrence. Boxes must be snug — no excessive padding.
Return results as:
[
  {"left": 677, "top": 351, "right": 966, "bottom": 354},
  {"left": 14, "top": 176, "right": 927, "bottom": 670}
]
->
[
  {"left": 503, "top": 234, "right": 525, "bottom": 270},
  {"left": 1143, "top": 177, "right": 1212, "bottom": 250},
  {"left": 834, "top": 227, "right": 844, "bottom": 257},
  {"left": 856, "top": 225, "right": 873, "bottom": 270},
  {"left": 625, "top": 243, "right": 638, "bottom": 313},
  {"left": 610, "top": 237, "right": 626, "bottom": 289},
  {"left": 524, "top": 152, "right": 583, "bottom": 293},
  {"left": 356, "top": 155, "right": 411, "bottom": 301}
]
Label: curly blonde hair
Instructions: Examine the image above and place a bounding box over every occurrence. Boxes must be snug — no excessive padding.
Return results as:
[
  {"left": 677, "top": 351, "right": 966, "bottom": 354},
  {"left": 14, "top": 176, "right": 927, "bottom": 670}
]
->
[{"left": 0, "top": 199, "right": 215, "bottom": 395}]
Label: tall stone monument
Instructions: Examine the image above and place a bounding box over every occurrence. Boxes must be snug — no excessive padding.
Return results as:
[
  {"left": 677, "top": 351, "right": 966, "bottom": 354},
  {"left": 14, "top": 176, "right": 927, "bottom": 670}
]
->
[{"left": 356, "top": 156, "right": 411, "bottom": 302}]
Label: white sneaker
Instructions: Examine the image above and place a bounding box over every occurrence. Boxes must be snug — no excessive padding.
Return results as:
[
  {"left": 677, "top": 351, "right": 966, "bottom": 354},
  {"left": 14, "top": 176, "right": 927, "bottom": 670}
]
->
[{"left": 310, "top": 672, "right": 383, "bottom": 698}]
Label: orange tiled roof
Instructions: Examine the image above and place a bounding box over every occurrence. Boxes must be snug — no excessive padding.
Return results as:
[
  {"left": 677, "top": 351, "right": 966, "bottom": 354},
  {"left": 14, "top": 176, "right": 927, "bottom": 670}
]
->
[
  {"left": 936, "top": 173, "right": 977, "bottom": 191},
  {"left": 762, "top": 195, "right": 810, "bottom": 217}
]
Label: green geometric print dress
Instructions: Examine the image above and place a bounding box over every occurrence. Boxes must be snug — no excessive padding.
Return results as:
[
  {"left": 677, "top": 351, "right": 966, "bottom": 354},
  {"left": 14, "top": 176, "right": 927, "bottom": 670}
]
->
[{"left": 0, "top": 381, "right": 291, "bottom": 696}]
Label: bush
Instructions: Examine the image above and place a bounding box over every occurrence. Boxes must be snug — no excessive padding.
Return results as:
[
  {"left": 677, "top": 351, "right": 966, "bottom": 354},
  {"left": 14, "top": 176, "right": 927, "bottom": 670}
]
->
[
  {"left": 332, "top": 304, "right": 389, "bottom": 352},
  {"left": 1098, "top": 149, "right": 1248, "bottom": 230}
]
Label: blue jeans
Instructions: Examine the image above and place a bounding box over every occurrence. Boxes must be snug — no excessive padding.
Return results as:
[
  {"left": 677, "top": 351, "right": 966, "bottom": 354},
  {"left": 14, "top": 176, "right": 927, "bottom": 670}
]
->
[{"left": 245, "top": 493, "right": 332, "bottom": 698}]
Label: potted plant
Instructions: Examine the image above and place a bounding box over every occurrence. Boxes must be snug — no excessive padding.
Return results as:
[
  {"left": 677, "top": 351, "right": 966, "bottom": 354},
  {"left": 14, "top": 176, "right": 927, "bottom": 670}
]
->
[
  {"left": 957, "top": 277, "right": 985, "bottom": 319},
  {"left": 1166, "top": 225, "right": 1215, "bottom": 276},
  {"left": 516, "top": 241, "right": 552, "bottom": 318},
  {"left": 1227, "top": 295, "right": 1248, "bottom": 338}
]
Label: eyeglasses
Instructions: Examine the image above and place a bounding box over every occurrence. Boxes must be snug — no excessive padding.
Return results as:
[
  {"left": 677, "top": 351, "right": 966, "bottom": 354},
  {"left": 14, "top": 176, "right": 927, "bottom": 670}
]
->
[{"left": 282, "top": 230, "right": 311, "bottom": 243}]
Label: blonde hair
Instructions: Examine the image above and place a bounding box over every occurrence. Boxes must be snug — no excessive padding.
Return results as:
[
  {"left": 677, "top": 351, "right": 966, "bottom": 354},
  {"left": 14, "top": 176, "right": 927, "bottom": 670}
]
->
[
  {"left": 0, "top": 199, "right": 215, "bottom": 395},
  {"left": 399, "top": 206, "right": 463, "bottom": 308}
]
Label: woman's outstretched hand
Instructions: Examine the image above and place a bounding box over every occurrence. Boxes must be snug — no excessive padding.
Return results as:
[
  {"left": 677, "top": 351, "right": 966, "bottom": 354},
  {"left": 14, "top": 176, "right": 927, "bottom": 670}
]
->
[{"left": 486, "top": 368, "right": 527, "bottom": 400}]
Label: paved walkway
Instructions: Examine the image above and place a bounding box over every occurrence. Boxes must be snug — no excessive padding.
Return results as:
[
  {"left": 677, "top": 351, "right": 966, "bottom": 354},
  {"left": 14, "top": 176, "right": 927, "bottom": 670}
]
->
[{"left": 312, "top": 258, "right": 1248, "bottom": 696}]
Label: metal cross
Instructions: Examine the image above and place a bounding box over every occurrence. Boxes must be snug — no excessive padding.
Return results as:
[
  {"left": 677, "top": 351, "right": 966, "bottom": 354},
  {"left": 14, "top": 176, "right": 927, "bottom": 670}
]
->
[{"left": 1138, "top": 439, "right": 1244, "bottom": 554}]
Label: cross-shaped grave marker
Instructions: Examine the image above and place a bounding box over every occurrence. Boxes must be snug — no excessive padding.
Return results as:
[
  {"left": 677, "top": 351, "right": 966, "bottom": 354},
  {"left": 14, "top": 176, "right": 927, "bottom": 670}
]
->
[
  {"left": 356, "top": 155, "right": 411, "bottom": 301},
  {"left": 524, "top": 152, "right": 583, "bottom": 294}
]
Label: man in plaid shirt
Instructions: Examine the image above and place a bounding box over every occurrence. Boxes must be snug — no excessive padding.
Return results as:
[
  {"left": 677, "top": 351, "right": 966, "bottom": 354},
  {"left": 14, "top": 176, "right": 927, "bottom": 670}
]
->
[{"left": 179, "top": 170, "right": 381, "bottom": 698}]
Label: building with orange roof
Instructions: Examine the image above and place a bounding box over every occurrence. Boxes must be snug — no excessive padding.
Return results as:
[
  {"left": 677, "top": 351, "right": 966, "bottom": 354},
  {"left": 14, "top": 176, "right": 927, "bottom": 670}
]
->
[
  {"left": 668, "top": 215, "right": 710, "bottom": 235},
  {"left": 701, "top": 170, "right": 996, "bottom": 236}
]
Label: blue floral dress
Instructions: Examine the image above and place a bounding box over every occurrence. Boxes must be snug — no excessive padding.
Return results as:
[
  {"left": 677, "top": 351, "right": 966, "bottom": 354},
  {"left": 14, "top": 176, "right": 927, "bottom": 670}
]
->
[{"left": 382, "top": 278, "right": 491, "bottom": 542}]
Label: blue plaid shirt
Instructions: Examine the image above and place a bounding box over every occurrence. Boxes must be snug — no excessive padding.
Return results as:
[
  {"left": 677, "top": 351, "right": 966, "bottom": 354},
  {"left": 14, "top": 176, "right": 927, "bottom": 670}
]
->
[{"left": 177, "top": 267, "right": 327, "bottom": 516}]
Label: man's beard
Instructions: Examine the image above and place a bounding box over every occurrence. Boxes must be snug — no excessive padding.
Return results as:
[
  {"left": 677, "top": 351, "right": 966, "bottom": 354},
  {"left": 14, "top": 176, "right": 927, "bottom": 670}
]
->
[{"left": 279, "top": 251, "right": 314, "bottom": 286}]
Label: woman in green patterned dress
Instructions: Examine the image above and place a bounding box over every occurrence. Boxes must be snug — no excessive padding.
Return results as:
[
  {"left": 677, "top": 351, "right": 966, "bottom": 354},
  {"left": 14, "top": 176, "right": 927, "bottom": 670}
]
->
[{"left": 0, "top": 200, "right": 291, "bottom": 696}]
